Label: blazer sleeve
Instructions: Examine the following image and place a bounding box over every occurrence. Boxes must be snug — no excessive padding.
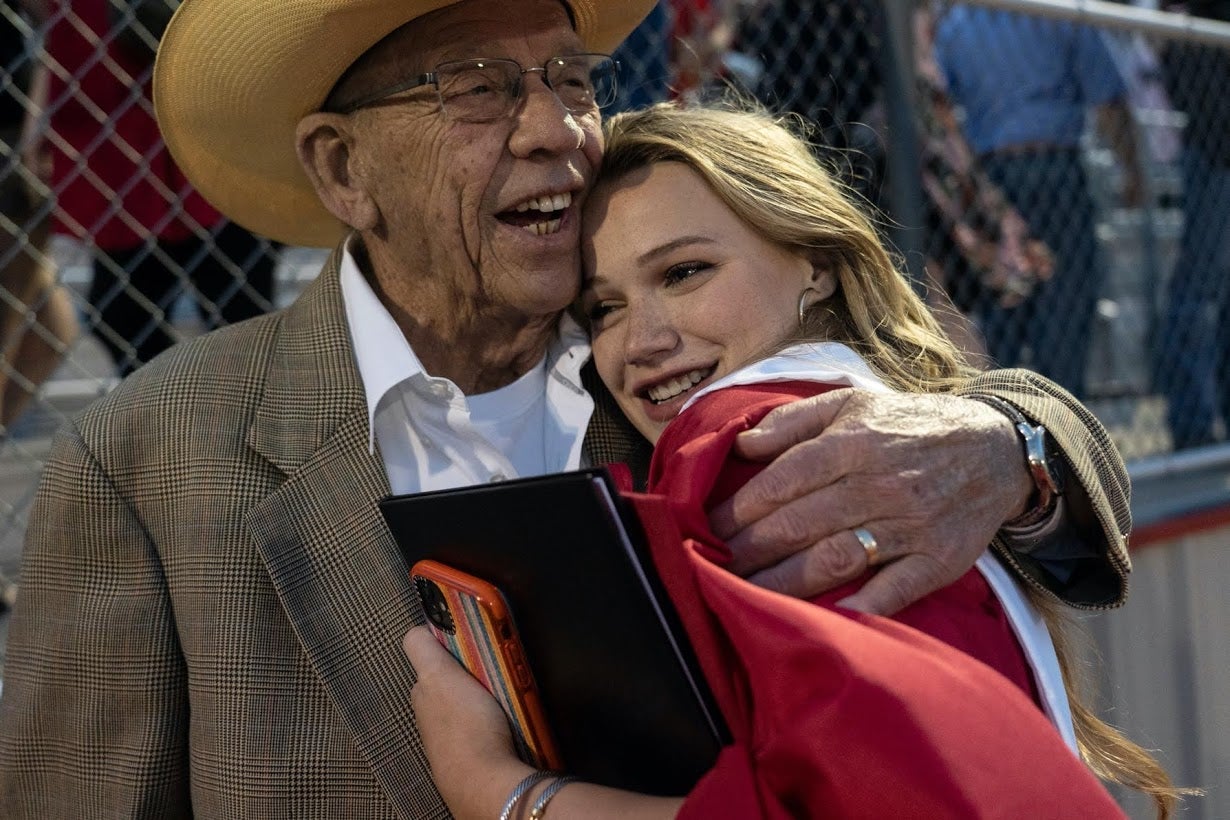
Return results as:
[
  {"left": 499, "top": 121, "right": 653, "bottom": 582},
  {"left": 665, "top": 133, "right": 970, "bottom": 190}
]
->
[
  {"left": 0, "top": 421, "right": 192, "bottom": 818},
  {"left": 957, "top": 368, "right": 1131, "bottom": 609}
]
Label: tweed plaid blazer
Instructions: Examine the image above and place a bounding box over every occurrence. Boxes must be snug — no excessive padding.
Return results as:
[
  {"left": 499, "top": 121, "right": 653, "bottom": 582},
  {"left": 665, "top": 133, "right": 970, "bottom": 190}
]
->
[{"left": 0, "top": 248, "right": 1130, "bottom": 818}]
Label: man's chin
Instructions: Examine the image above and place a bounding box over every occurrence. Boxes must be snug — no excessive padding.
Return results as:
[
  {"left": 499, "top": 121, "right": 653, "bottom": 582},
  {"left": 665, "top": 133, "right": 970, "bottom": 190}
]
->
[{"left": 483, "top": 247, "right": 582, "bottom": 315}]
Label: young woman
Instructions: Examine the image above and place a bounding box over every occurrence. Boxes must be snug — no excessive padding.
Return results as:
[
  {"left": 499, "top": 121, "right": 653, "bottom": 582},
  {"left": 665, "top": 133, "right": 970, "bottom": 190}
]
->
[{"left": 403, "top": 102, "right": 1176, "bottom": 819}]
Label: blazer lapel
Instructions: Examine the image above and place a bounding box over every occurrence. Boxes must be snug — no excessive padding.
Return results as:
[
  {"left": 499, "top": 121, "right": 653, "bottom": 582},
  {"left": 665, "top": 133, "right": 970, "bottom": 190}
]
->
[
  {"left": 245, "top": 248, "right": 431, "bottom": 817},
  {"left": 581, "top": 359, "right": 653, "bottom": 486}
]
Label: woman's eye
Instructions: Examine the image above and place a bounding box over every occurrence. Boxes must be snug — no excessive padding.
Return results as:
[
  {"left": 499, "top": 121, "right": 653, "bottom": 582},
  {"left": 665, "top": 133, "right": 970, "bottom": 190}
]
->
[
  {"left": 663, "top": 261, "right": 711, "bottom": 285},
  {"left": 586, "top": 301, "right": 618, "bottom": 323}
]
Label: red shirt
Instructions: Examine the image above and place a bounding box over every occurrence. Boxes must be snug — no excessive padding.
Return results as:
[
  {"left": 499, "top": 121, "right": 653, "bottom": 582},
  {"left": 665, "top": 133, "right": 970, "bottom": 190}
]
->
[{"left": 45, "top": 0, "right": 221, "bottom": 249}]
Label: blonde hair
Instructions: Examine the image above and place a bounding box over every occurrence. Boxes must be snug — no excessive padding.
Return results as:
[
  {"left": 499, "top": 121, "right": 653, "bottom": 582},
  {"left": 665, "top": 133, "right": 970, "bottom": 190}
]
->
[
  {"left": 599, "top": 100, "right": 1182, "bottom": 817},
  {"left": 599, "top": 100, "right": 975, "bottom": 393}
]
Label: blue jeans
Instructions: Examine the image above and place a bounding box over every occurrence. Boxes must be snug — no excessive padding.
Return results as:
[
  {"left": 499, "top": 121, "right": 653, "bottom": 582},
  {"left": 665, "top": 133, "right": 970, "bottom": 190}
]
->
[
  {"left": 1155, "top": 148, "right": 1230, "bottom": 448},
  {"left": 977, "top": 149, "right": 1103, "bottom": 398}
]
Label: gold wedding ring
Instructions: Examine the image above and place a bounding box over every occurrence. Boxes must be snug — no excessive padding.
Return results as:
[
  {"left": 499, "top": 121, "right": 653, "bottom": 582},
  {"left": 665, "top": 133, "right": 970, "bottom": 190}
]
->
[{"left": 854, "top": 527, "right": 881, "bottom": 567}]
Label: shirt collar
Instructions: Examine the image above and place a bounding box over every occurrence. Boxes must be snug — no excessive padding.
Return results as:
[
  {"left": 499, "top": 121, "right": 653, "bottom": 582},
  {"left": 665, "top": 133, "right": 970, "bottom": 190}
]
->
[
  {"left": 547, "top": 310, "right": 591, "bottom": 395},
  {"left": 679, "top": 342, "right": 892, "bottom": 415},
  {"left": 339, "top": 238, "right": 429, "bottom": 452}
]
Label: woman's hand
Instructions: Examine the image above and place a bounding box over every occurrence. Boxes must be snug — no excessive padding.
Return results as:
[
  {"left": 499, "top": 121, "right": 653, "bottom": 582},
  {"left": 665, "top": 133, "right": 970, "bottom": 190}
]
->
[
  {"left": 403, "top": 628, "right": 684, "bottom": 819},
  {"left": 403, "top": 627, "right": 534, "bottom": 818}
]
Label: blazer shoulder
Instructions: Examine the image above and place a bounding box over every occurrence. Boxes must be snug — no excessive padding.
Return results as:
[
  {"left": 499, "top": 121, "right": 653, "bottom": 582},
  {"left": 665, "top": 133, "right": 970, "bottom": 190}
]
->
[{"left": 83, "top": 312, "right": 285, "bottom": 418}]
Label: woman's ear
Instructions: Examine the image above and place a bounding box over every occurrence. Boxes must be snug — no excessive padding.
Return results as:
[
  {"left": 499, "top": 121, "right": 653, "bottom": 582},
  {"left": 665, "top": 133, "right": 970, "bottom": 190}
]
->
[
  {"left": 295, "top": 113, "right": 380, "bottom": 232},
  {"left": 807, "top": 257, "right": 838, "bottom": 301}
]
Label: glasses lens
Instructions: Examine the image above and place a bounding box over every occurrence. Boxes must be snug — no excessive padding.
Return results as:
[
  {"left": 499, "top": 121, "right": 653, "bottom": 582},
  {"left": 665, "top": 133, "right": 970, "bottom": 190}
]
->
[
  {"left": 436, "top": 59, "right": 520, "bottom": 122},
  {"left": 546, "top": 55, "right": 618, "bottom": 112}
]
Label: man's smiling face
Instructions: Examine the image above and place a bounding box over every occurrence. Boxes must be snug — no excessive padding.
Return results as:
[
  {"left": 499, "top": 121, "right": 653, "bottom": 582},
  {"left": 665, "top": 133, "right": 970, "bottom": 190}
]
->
[{"left": 343, "top": 0, "right": 604, "bottom": 322}]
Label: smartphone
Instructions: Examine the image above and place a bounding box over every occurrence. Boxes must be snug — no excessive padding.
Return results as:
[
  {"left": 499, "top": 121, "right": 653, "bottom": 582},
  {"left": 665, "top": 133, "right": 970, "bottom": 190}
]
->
[{"left": 410, "top": 559, "right": 562, "bottom": 770}]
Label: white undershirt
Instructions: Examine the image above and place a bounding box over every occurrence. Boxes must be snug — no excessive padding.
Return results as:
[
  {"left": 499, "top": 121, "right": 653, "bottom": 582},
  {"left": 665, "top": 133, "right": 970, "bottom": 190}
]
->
[
  {"left": 466, "top": 357, "right": 549, "bottom": 478},
  {"left": 339, "top": 240, "right": 593, "bottom": 495}
]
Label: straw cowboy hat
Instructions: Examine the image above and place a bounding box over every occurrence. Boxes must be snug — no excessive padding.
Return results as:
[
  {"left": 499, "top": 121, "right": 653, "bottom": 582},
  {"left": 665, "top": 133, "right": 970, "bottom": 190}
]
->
[{"left": 154, "top": 0, "right": 656, "bottom": 248}]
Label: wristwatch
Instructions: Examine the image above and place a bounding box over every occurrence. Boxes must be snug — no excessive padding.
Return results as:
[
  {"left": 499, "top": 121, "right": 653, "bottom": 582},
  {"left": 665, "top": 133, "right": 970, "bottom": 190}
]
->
[{"left": 967, "top": 394, "right": 1065, "bottom": 527}]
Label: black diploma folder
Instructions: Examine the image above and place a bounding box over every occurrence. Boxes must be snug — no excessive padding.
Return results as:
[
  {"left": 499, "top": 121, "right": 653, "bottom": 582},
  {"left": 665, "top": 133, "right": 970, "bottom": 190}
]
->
[{"left": 379, "top": 468, "right": 728, "bottom": 795}]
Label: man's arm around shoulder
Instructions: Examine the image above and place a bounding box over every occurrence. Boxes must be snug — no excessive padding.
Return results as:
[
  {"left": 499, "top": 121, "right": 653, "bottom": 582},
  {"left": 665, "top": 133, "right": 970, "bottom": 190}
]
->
[{"left": 958, "top": 368, "right": 1130, "bottom": 609}]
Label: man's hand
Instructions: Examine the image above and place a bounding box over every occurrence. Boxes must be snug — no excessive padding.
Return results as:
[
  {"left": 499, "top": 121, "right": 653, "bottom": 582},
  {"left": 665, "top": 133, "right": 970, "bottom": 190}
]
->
[{"left": 709, "top": 389, "right": 1033, "bottom": 615}]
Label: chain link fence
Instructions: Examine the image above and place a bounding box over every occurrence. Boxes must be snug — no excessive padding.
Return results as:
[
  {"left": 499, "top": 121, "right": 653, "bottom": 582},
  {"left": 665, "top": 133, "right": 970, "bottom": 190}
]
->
[
  {"left": 0, "top": 0, "right": 1228, "bottom": 590},
  {"left": 612, "top": 0, "right": 1230, "bottom": 464}
]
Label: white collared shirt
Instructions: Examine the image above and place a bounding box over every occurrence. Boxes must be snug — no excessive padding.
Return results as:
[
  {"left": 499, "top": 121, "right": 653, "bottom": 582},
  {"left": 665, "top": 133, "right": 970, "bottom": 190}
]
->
[
  {"left": 339, "top": 241, "right": 594, "bottom": 494},
  {"left": 679, "top": 341, "right": 894, "bottom": 414}
]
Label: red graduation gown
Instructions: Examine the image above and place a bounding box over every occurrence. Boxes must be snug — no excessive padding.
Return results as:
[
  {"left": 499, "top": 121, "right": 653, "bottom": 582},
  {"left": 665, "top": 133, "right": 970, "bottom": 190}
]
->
[{"left": 626, "top": 382, "right": 1123, "bottom": 818}]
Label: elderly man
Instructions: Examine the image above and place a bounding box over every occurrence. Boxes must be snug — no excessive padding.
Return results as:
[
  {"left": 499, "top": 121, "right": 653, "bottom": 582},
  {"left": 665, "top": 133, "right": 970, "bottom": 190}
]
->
[{"left": 0, "top": 0, "right": 1129, "bottom": 816}]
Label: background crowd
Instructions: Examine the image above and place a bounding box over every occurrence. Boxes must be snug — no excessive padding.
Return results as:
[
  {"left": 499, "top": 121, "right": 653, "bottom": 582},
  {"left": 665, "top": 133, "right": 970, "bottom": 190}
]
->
[{"left": 0, "top": 0, "right": 1223, "bottom": 449}]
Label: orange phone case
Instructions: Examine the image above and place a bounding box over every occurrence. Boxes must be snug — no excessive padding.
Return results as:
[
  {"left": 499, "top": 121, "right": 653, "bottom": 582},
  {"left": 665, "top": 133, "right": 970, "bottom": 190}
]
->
[{"left": 410, "top": 559, "right": 562, "bottom": 770}]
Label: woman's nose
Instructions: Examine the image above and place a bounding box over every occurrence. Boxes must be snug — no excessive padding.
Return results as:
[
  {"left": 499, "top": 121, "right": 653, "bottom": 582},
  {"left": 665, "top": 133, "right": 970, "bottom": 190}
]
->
[{"left": 623, "top": 302, "right": 679, "bottom": 365}]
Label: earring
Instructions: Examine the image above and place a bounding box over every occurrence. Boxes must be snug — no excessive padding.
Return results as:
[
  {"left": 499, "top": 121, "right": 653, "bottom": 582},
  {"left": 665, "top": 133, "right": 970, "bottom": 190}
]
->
[{"left": 797, "top": 287, "right": 819, "bottom": 329}]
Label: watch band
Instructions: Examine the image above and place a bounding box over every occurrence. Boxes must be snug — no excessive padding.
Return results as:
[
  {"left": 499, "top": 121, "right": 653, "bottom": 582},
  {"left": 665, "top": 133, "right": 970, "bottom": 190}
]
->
[{"left": 967, "top": 394, "right": 1064, "bottom": 527}]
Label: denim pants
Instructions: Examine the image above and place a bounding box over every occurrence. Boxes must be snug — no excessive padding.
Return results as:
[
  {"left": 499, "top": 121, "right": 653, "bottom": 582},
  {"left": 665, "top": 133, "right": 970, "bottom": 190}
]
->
[
  {"left": 1155, "top": 148, "right": 1230, "bottom": 448},
  {"left": 976, "top": 148, "right": 1103, "bottom": 398}
]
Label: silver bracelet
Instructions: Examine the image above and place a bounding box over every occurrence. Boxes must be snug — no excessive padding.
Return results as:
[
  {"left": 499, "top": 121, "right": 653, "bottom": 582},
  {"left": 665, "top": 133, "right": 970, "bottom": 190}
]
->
[
  {"left": 499, "top": 770, "right": 556, "bottom": 820},
  {"left": 528, "top": 775, "right": 577, "bottom": 819}
]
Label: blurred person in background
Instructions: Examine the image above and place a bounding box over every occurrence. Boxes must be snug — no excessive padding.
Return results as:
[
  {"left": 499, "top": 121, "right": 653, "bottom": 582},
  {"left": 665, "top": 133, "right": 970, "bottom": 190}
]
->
[
  {"left": 0, "top": 1, "right": 76, "bottom": 429},
  {"left": 733, "top": 0, "right": 1053, "bottom": 366},
  {"left": 24, "top": 0, "right": 277, "bottom": 376},
  {"left": 1156, "top": 0, "right": 1230, "bottom": 448},
  {"left": 908, "top": 3, "right": 1054, "bottom": 368},
  {"left": 934, "top": 4, "right": 1144, "bottom": 399}
]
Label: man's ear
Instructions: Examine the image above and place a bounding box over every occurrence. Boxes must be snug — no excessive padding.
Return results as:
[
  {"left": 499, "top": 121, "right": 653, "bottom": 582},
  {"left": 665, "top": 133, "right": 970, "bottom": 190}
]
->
[{"left": 295, "top": 113, "right": 380, "bottom": 232}]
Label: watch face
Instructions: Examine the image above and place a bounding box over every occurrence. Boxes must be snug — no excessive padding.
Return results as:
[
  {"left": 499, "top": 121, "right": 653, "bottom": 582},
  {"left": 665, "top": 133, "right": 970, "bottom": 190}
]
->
[
  {"left": 1022, "top": 424, "right": 1062, "bottom": 496},
  {"left": 968, "top": 395, "right": 1063, "bottom": 500}
]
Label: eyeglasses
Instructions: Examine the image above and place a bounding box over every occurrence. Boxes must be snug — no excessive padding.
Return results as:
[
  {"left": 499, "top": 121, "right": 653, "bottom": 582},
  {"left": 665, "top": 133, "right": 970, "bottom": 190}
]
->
[{"left": 333, "top": 54, "right": 619, "bottom": 122}]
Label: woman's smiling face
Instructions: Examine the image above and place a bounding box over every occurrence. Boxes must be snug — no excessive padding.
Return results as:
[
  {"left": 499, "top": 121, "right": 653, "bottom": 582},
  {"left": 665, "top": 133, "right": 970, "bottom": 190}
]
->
[{"left": 581, "top": 161, "right": 828, "bottom": 443}]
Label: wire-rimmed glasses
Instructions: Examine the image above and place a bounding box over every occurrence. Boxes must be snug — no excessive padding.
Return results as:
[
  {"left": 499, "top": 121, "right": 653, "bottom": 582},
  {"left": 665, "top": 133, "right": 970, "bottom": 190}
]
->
[{"left": 331, "top": 53, "right": 619, "bottom": 122}]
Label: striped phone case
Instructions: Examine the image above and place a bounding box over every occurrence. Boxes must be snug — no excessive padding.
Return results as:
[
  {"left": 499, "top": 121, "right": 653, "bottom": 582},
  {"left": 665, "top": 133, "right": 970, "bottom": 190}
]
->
[{"left": 411, "top": 559, "right": 562, "bottom": 770}]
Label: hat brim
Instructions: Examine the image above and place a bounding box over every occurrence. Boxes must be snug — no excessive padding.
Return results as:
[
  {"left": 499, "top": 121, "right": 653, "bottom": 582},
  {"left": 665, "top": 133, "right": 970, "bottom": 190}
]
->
[{"left": 154, "top": 0, "right": 656, "bottom": 248}]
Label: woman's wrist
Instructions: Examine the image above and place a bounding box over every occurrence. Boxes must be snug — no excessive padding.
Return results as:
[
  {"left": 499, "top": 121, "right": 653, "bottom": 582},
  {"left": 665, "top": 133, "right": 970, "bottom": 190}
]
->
[
  {"left": 493, "top": 771, "right": 683, "bottom": 820},
  {"left": 437, "top": 758, "right": 536, "bottom": 820}
]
